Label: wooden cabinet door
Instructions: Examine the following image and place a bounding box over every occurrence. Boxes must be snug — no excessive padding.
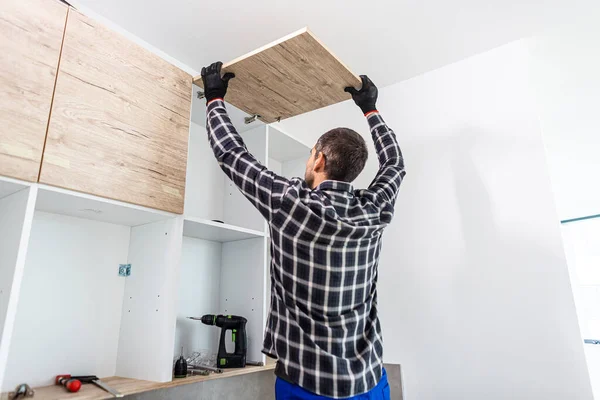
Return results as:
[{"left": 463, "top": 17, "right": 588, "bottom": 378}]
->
[
  {"left": 0, "top": 0, "right": 67, "bottom": 182},
  {"left": 40, "top": 10, "right": 191, "bottom": 214}
]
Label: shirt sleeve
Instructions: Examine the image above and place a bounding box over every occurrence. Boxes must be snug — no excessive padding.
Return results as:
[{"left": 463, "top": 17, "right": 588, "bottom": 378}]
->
[
  {"left": 365, "top": 111, "right": 406, "bottom": 205},
  {"left": 205, "top": 99, "right": 291, "bottom": 221}
]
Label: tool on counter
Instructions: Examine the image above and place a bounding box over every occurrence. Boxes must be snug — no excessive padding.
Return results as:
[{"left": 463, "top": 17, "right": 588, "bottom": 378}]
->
[
  {"left": 8, "top": 383, "right": 34, "bottom": 399},
  {"left": 188, "top": 364, "right": 223, "bottom": 373},
  {"left": 70, "top": 376, "right": 123, "bottom": 398},
  {"left": 174, "top": 346, "right": 188, "bottom": 378},
  {"left": 187, "top": 368, "right": 210, "bottom": 376},
  {"left": 56, "top": 375, "right": 82, "bottom": 393},
  {"left": 189, "top": 314, "right": 248, "bottom": 368},
  {"left": 245, "top": 360, "right": 264, "bottom": 367}
]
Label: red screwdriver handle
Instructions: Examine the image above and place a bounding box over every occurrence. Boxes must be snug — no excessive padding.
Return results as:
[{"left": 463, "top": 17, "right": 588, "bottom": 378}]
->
[{"left": 56, "top": 375, "right": 82, "bottom": 393}]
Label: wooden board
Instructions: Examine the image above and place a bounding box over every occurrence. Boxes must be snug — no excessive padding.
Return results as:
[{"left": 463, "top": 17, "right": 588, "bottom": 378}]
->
[
  {"left": 193, "top": 28, "right": 361, "bottom": 123},
  {"left": 39, "top": 10, "right": 192, "bottom": 214},
  {"left": 0, "top": 0, "right": 67, "bottom": 182},
  {"left": 0, "top": 362, "right": 276, "bottom": 400}
]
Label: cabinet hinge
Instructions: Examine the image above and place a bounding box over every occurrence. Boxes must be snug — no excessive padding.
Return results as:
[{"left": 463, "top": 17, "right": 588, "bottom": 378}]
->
[{"left": 244, "top": 114, "right": 261, "bottom": 124}]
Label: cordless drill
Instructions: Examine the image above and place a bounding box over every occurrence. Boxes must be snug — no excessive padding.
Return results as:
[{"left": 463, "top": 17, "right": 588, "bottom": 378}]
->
[{"left": 199, "top": 314, "right": 247, "bottom": 368}]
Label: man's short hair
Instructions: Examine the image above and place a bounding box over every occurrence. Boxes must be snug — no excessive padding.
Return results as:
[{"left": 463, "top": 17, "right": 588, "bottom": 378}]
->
[{"left": 315, "top": 128, "right": 368, "bottom": 183}]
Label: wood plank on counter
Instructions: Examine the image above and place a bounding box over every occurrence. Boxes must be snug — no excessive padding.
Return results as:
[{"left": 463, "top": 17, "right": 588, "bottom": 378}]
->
[
  {"left": 193, "top": 27, "right": 360, "bottom": 124},
  {"left": 0, "top": 0, "right": 67, "bottom": 182},
  {"left": 0, "top": 362, "right": 276, "bottom": 400}
]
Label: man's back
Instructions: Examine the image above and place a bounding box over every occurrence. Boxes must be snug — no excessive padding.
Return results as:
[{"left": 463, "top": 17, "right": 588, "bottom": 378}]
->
[{"left": 265, "top": 177, "right": 396, "bottom": 397}]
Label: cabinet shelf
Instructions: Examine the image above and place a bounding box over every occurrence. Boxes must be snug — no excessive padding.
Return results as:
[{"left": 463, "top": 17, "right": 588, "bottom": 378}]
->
[
  {"left": 35, "top": 185, "right": 175, "bottom": 227},
  {"left": 183, "top": 216, "right": 265, "bottom": 243}
]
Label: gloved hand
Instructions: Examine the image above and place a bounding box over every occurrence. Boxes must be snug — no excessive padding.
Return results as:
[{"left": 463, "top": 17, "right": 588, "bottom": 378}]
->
[
  {"left": 344, "top": 75, "right": 378, "bottom": 114},
  {"left": 201, "top": 61, "right": 235, "bottom": 103}
]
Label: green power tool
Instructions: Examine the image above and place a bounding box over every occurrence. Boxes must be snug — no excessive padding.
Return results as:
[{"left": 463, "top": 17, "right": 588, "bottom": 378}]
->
[{"left": 189, "top": 314, "right": 248, "bottom": 368}]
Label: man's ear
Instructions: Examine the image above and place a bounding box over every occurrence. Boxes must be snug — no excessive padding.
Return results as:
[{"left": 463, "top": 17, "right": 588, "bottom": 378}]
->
[{"left": 313, "top": 151, "right": 326, "bottom": 173}]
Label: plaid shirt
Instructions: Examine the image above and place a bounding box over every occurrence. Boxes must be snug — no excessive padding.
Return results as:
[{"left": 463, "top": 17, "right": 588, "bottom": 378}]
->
[{"left": 206, "top": 99, "right": 405, "bottom": 398}]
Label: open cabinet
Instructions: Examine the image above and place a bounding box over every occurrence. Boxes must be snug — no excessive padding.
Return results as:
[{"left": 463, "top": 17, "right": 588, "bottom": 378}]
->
[
  {"left": 0, "top": 93, "right": 314, "bottom": 398},
  {"left": 0, "top": 179, "right": 183, "bottom": 391}
]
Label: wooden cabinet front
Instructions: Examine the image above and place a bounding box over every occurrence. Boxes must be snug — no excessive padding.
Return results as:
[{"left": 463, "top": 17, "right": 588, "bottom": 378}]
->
[
  {"left": 0, "top": 0, "right": 67, "bottom": 182},
  {"left": 40, "top": 10, "right": 192, "bottom": 213}
]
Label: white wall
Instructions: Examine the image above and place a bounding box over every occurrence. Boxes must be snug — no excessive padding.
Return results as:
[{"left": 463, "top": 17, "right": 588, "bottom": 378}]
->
[
  {"left": 527, "top": 27, "right": 600, "bottom": 221},
  {"left": 278, "top": 40, "right": 593, "bottom": 400}
]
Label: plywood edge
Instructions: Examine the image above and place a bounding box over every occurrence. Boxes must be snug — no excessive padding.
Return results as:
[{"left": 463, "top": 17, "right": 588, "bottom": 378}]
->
[
  {"left": 192, "top": 27, "right": 309, "bottom": 86},
  {"left": 304, "top": 28, "right": 361, "bottom": 84},
  {"left": 184, "top": 216, "right": 266, "bottom": 237}
]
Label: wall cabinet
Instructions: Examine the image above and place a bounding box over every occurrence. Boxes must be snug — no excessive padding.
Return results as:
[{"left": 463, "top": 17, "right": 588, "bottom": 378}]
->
[
  {"left": 39, "top": 9, "right": 192, "bottom": 214},
  {"left": 0, "top": 0, "right": 67, "bottom": 182}
]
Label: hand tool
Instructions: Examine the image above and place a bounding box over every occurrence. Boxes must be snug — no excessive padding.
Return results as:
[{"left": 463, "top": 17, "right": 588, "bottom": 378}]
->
[
  {"left": 71, "top": 375, "right": 124, "bottom": 398},
  {"left": 187, "top": 368, "right": 210, "bottom": 376},
  {"left": 174, "top": 346, "right": 187, "bottom": 378},
  {"left": 189, "top": 314, "right": 247, "bottom": 368},
  {"left": 8, "top": 383, "right": 34, "bottom": 399},
  {"left": 188, "top": 364, "right": 223, "bottom": 373},
  {"left": 56, "top": 374, "right": 82, "bottom": 393},
  {"left": 245, "top": 360, "right": 264, "bottom": 367}
]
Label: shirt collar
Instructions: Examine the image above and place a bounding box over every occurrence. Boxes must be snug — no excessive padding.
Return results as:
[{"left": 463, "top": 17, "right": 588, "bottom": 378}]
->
[{"left": 315, "top": 180, "right": 354, "bottom": 193}]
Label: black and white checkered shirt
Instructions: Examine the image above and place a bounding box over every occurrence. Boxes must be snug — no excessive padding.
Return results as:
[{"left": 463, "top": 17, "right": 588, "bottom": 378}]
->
[{"left": 206, "top": 99, "right": 405, "bottom": 398}]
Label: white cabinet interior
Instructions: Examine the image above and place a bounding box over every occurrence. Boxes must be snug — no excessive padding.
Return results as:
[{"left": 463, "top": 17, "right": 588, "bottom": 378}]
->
[
  {"left": 0, "top": 181, "right": 183, "bottom": 391},
  {"left": 268, "top": 127, "right": 311, "bottom": 179}
]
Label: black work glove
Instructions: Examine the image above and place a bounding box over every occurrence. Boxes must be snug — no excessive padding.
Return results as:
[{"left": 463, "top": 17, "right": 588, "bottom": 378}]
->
[
  {"left": 201, "top": 61, "right": 235, "bottom": 103},
  {"left": 344, "top": 75, "right": 378, "bottom": 114}
]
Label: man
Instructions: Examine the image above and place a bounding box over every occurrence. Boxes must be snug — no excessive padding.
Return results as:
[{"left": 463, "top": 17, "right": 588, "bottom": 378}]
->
[{"left": 202, "top": 62, "right": 405, "bottom": 399}]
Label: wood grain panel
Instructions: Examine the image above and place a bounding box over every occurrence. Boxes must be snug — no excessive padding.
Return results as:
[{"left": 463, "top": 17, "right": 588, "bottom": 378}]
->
[
  {"left": 193, "top": 28, "right": 361, "bottom": 123},
  {"left": 40, "top": 10, "right": 192, "bottom": 213},
  {"left": 0, "top": 0, "right": 67, "bottom": 182}
]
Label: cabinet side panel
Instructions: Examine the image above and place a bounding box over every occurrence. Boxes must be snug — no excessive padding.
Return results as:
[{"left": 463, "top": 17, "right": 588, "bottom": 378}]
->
[
  {"left": 0, "top": 0, "right": 67, "bottom": 181},
  {"left": 223, "top": 126, "right": 267, "bottom": 231},
  {"left": 184, "top": 122, "right": 225, "bottom": 221},
  {"left": 0, "top": 187, "right": 37, "bottom": 390},
  {"left": 117, "top": 217, "right": 183, "bottom": 382}
]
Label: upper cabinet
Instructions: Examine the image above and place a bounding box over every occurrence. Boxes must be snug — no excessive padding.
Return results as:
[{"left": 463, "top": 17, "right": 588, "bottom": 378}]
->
[
  {"left": 39, "top": 10, "right": 192, "bottom": 214},
  {"left": 0, "top": 0, "right": 67, "bottom": 182}
]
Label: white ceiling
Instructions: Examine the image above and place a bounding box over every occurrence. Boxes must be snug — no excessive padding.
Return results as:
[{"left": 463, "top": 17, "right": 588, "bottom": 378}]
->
[{"left": 69, "top": 0, "right": 591, "bottom": 88}]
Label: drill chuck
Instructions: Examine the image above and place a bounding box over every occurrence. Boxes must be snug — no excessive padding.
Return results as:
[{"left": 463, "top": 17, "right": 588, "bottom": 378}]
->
[{"left": 200, "top": 314, "right": 216, "bottom": 325}]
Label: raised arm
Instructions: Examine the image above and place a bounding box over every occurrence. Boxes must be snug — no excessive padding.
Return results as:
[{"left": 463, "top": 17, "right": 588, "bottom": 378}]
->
[
  {"left": 345, "top": 75, "right": 406, "bottom": 204},
  {"left": 202, "top": 62, "right": 290, "bottom": 221}
]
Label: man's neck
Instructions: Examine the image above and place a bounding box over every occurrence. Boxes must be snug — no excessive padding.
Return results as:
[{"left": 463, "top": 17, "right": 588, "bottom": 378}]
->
[{"left": 310, "top": 175, "right": 328, "bottom": 189}]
